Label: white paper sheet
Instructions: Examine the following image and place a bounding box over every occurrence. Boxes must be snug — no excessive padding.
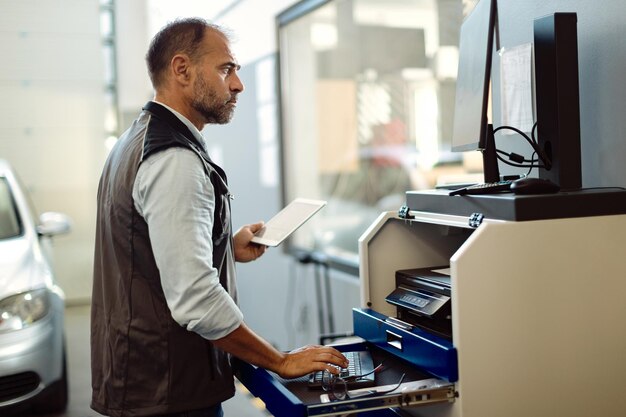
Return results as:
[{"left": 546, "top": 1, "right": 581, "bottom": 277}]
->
[{"left": 499, "top": 43, "right": 535, "bottom": 134}]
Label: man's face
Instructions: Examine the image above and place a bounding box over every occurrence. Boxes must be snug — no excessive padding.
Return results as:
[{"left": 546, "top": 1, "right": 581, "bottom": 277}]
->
[
  {"left": 191, "top": 71, "right": 236, "bottom": 124},
  {"left": 190, "top": 31, "right": 244, "bottom": 125}
]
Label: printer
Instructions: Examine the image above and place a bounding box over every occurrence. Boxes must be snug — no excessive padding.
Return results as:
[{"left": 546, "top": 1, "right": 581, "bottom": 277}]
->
[{"left": 385, "top": 267, "right": 452, "bottom": 341}]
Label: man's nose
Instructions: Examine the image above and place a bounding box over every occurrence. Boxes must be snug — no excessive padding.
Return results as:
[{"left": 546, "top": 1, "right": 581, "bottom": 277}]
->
[{"left": 231, "top": 73, "right": 244, "bottom": 93}]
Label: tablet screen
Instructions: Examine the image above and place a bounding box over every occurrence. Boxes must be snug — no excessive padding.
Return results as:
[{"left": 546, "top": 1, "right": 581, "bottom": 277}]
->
[{"left": 251, "top": 198, "right": 327, "bottom": 247}]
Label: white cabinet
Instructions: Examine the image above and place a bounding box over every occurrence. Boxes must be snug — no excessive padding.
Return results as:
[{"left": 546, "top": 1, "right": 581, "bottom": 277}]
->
[{"left": 359, "top": 204, "right": 626, "bottom": 417}]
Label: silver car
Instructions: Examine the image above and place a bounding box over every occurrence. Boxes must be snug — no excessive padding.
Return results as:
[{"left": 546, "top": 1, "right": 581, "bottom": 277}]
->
[{"left": 0, "top": 159, "right": 71, "bottom": 414}]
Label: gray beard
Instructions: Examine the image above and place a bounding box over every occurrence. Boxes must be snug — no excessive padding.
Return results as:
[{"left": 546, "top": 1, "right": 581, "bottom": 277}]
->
[{"left": 191, "top": 77, "right": 234, "bottom": 125}]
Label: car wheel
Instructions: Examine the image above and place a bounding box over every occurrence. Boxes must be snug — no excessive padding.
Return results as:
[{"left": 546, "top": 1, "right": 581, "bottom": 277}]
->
[{"left": 33, "top": 340, "right": 69, "bottom": 414}]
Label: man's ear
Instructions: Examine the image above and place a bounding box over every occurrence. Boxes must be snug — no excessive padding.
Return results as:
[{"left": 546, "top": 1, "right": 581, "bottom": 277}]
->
[{"left": 171, "top": 54, "right": 192, "bottom": 86}]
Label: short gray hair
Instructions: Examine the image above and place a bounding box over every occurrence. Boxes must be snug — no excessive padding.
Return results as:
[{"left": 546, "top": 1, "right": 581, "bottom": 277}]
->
[{"left": 145, "top": 17, "right": 228, "bottom": 89}]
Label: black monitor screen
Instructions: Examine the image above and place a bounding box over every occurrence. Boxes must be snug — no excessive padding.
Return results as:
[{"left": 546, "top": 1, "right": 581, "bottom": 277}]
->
[{"left": 451, "top": 0, "right": 496, "bottom": 152}]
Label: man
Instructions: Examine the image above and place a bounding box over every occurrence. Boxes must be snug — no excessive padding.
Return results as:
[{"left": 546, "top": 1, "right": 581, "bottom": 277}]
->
[{"left": 91, "top": 18, "right": 347, "bottom": 417}]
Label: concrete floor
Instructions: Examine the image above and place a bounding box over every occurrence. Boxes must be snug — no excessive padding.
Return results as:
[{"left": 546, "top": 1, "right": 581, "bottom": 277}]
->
[{"left": 27, "top": 305, "right": 270, "bottom": 417}]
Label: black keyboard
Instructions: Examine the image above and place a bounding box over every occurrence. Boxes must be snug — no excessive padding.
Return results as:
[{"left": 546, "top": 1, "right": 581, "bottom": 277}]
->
[
  {"left": 449, "top": 180, "right": 513, "bottom": 196},
  {"left": 308, "top": 351, "right": 376, "bottom": 389}
]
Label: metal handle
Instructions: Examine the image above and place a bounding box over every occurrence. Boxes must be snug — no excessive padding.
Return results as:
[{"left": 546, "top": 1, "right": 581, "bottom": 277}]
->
[{"left": 386, "top": 330, "right": 403, "bottom": 351}]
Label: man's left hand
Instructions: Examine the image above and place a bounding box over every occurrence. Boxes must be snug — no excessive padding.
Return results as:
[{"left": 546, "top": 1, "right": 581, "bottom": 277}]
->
[{"left": 233, "top": 222, "right": 267, "bottom": 262}]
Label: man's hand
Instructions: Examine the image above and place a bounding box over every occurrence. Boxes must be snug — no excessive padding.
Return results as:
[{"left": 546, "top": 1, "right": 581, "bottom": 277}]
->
[
  {"left": 275, "top": 345, "right": 349, "bottom": 379},
  {"left": 212, "top": 324, "right": 348, "bottom": 379},
  {"left": 233, "top": 222, "right": 267, "bottom": 262}
]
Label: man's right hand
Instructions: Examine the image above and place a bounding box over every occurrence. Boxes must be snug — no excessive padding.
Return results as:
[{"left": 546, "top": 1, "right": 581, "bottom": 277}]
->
[
  {"left": 275, "top": 345, "right": 348, "bottom": 379},
  {"left": 212, "top": 323, "right": 348, "bottom": 379}
]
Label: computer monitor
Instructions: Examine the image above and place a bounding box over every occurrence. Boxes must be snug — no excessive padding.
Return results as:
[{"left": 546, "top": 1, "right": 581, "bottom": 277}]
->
[
  {"left": 534, "top": 13, "right": 582, "bottom": 190},
  {"left": 451, "top": 0, "right": 499, "bottom": 183}
]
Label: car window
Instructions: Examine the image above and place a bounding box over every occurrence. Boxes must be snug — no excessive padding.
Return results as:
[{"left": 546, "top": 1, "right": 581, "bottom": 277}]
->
[
  {"left": 0, "top": 177, "right": 22, "bottom": 239},
  {"left": 13, "top": 170, "right": 39, "bottom": 227}
]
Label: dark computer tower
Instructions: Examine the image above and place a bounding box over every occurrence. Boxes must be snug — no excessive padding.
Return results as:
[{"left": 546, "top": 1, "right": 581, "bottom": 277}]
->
[{"left": 534, "top": 13, "right": 582, "bottom": 191}]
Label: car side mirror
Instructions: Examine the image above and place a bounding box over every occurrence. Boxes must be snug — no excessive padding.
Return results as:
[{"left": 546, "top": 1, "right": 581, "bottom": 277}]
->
[{"left": 36, "top": 212, "right": 72, "bottom": 237}]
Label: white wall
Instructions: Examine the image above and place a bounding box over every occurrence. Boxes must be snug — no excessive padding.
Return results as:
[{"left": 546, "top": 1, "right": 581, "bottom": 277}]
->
[{"left": 0, "top": 0, "right": 106, "bottom": 303}]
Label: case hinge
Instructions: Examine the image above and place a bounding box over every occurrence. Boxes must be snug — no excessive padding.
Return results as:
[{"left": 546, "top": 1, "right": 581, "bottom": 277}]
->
[
  {"left": 398, "top": 205, "right": 414, "bottom": 219},
  {"left": 468, "top": 212, "right": 484, "bottom": 228}
]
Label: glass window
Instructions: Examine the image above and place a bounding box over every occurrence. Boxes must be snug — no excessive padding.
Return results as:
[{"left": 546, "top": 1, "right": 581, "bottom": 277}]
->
[{"left": 278, "top": 0, "right": 470, "bottom": 269}]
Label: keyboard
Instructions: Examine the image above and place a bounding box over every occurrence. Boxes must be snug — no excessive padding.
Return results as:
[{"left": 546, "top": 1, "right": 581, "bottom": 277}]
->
[
  {"left": 308, "top": 350, "right": 376, "bottom": 389},
  {"left": 449, "top": 180, "right": 513, "bottom": 196}
]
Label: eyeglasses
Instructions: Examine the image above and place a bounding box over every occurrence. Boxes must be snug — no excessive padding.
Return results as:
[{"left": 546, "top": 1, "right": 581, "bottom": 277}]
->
[{"left": 322, "top": 364, "right": 405, "bottom": 401}]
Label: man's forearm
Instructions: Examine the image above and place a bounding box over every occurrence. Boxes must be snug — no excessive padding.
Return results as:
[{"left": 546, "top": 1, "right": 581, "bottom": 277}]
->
[{"left": 212, "top": 322, "right": 285, "bottom": 373}]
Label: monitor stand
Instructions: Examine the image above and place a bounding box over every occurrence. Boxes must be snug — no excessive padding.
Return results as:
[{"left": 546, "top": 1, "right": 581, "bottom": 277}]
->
[
  {"left": 446, "top": 124, "right": 506, "bottom": 196},
  {"left": 482, "top": 123, "right": 500, "bottom": 183}
]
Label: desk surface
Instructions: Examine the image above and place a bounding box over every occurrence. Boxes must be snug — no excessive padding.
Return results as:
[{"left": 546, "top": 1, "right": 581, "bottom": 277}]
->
[{"left": 406, "top": 187, "right": 626, "bottom": 221}]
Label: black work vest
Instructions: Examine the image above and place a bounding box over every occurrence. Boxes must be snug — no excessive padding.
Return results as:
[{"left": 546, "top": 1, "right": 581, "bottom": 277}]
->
[{"left": 91, "top": 102, "right": 236, "bottom": 417}]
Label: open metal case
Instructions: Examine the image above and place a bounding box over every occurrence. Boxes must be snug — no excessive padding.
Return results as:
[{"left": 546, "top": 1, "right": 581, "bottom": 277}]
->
[{"left": 235, "top": 189, "right": 626, "bottom": 417}]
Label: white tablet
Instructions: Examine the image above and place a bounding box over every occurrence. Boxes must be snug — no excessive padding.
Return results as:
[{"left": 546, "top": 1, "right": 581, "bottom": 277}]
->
[{"left": 251, "top": 198, "right": 327, "bottom": 247}]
